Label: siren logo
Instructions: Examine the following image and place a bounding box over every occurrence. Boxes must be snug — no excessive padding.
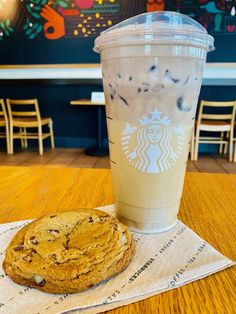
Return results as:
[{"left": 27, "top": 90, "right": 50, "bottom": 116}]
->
[{"left": 121, "top": 110, "right": 185, "bottom": 174}]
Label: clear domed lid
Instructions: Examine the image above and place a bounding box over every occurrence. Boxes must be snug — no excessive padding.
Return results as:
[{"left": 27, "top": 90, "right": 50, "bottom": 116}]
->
[{"left": 94, "top": 11, "right": 214, "bottom": 53}]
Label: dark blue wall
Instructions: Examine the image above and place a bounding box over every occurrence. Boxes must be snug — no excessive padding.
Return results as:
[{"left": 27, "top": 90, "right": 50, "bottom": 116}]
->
[
  {"left": 0, "top": 82, "right": 235, "bottom": 152},
  {"left": 198, "top": 85, "right": 236, "bottom": 153},
  {"left": 0, "top": 1, "right": 235, "bottom": 152},
  {"left": 0, "top": 81, "right": 107, "bottom": 149}
]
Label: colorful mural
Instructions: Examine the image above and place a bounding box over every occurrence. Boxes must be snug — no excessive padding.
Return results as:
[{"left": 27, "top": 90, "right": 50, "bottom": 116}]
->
[
  {"left": 164, "top": 0, "right": 236, "bottom": 35},
  {"left": 0, "top": 0, "right": 145, "bottom": 40},
  {"left": 0, "top": 0, "right": 234, "bottom": 64},
  {"left": 0, "top": 0, "right": 235, "bottom": 41}
]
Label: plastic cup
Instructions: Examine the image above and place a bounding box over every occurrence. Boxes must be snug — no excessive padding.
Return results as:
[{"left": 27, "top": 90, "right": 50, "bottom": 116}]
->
[{"left": 94, "top": 11, "right": 214, "bottom": 233}]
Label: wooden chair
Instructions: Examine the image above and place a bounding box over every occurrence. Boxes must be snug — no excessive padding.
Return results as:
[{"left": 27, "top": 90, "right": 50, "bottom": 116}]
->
[
  {"left": 221, "top": 121, "right": 236, "bottom": 163},
  {"left": 194, "top": 100, "right": 236, "bottom": 162},
  {"left": 0, "top": 99, "right": 10, "bottom": 154},
  {"left": 6, "top": 99, "right": 55, "bottom": 155},
  {"left": 234, "top": 122, "right": 236, "bottom": 162}
]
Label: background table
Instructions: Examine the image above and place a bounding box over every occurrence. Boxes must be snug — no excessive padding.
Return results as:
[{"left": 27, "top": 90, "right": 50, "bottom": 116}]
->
[
  {"left": 0, "top": 166, "right": 235, "bottom": 313},
  {"left": 70, "top": 100, "right": 109, "bottom": 157}
]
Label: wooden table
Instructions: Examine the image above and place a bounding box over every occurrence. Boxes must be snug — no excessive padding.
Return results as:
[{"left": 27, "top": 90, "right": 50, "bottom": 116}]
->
[{"left": 0, "top": 166, "right": 235, "bottom": 313}]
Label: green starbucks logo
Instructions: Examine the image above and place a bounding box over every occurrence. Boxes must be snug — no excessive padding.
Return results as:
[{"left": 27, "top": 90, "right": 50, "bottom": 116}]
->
[{"left": 121, "top": 109, "right": 185, "bottom": 173}]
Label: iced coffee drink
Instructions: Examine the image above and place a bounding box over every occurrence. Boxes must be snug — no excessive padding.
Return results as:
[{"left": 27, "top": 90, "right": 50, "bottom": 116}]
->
[{"left": 95, "top": 11, "right": 214, "bottom": 233}]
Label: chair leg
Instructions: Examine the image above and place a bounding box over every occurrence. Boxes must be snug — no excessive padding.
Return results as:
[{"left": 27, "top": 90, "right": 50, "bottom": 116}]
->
[
  {"left": 234, "top": 140, "right": 236, "bottom": 162},
  {"left": 38, "top": 125, "right": 43, "bottom": 156},
  {"left": 9, "top": 124, "right": 14, "bottom": 154},
  {"left": 5, "top": 124, "right": 10, "bottom": 154},
  {"left": 23, "top": 127, "right": 28, "bottom": 148},
  {"left": 229, "top": 131, "right": 233, "bottom": 162},
  {"left": 194, "top": 128, "right": 200, "bottom": 161},
  {"left": 224, "top": 144, "right": 228, "bottom": 154},
  {"left": 20, "top": 127, "right": 25, "bottom": 148},
  {"left": 223, "top": 131, "right": 229, "bottom": 154},
  {"left": 49, "top": 120, "right": 55, "bottom": 148},
  {"left": 190, "top": 128, "right": 195, "bottom": 161},
  {"left": 219, "top": 131, "right": 224, "bottom": 154}
]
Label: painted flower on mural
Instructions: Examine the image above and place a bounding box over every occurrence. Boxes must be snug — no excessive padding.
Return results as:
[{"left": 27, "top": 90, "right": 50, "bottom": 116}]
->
[
  {"left": 0, "top": 0, "right": 17, "bottom": 40},
  {"left": 0, "top": 19, "right": 14, "bottom": 40}
]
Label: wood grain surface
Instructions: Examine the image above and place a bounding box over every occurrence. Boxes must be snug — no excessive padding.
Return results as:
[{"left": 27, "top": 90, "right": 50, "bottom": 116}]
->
[{"left": 0, "top": 166, "right": 235, "bottom": 314}]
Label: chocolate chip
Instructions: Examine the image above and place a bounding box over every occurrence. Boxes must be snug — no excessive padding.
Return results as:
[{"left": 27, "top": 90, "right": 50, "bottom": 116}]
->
[
  {"left": 13, "top": 244, "right": 24, "bottom": 251},
  {"left": 50, "top": 215, "right": 56, "bottom": 218},
  {"left": 89, "top": 217, "right": 94, "bottom": 223},
  {"left": 110, "top": 94, "right": 114, "bottom": 100},
  {"left": 117, "top": 73, "right": 121, "bottom": 79},
  {"left": 99, "top": 216, "right": 109, "bottom": 222},
  {"left": 144, "top": 88, "right": 149, "bottom": 92},
  {"left": 138, "top": 88, "right": 141, "bottom": 93},
  {"left": 30, "top": 237, "right": 38, "bottom": 245},
  {"left": 129, "top": 76, "right": 132, "bottom": 81},
  {"left": 113, "top": 224, "right": 118, "bottom": 231}
]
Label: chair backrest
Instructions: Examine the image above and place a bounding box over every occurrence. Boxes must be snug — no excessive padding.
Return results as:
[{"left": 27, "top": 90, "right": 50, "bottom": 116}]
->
[
  {"left": 197, "top": 100, "right": 236, "bottom": 126},
  {"left": 6, "top": 99, "right": 41, "bottom": 122},
  {"left": 0, "top": 99, "right": 8, "bottom": 122}
]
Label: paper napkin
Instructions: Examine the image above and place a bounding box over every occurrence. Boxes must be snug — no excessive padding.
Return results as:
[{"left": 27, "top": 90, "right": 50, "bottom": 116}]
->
[{"left": 0, "top": 205, "right": 234, "bottom": 314}]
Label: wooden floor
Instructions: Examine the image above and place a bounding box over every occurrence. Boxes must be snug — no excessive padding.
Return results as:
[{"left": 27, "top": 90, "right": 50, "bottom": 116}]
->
[{"left": 0, "top": 147, "right": 236, "bottom": 173}]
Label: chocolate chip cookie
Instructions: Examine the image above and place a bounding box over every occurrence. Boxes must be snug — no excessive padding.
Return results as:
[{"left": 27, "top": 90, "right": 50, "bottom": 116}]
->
[{"left": 3, "top": 209, "right": 135, "bottom": 294}]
